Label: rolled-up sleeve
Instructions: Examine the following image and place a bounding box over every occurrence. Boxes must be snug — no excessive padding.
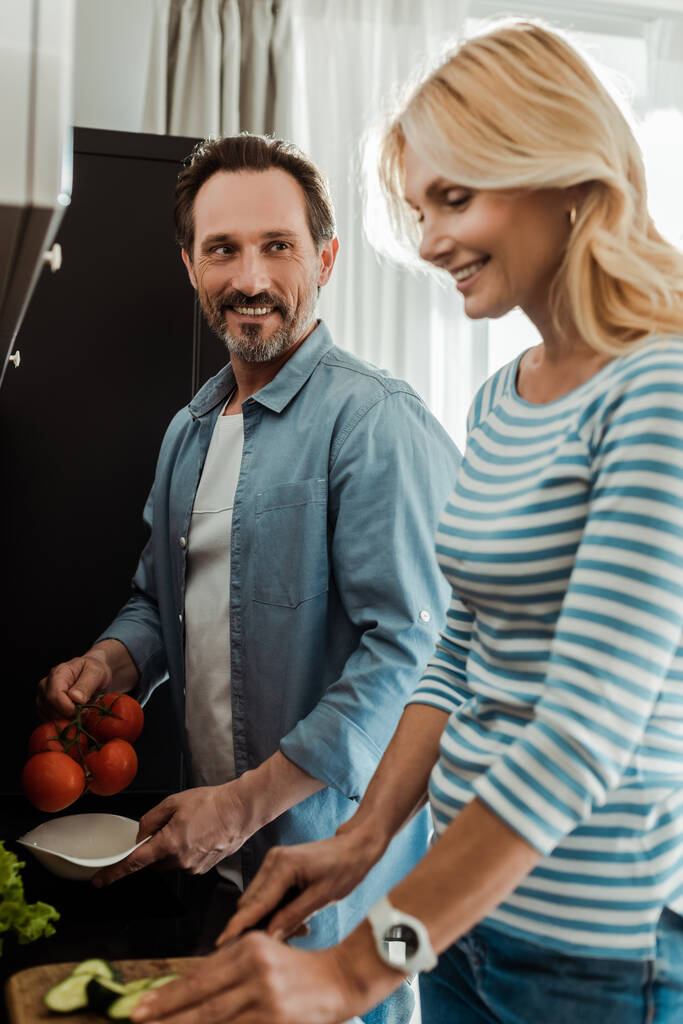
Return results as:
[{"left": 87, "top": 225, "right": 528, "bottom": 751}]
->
[{"left": 408, "top": 587, "right": 474, "bottom": 713}]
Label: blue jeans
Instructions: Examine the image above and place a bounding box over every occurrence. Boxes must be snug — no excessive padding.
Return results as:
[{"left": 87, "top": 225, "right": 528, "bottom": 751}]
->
[
  {"left": 363, "top": 981, "right": 415, "bottom": 1024},
  {"left": 419, "top": 909, "right": 683, "bottom": 1023}
]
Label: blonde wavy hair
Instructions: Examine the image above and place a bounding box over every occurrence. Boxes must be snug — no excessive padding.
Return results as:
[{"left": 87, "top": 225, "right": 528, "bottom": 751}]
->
[{"left": 376, "top": 20, "right": 683, "bottom": 355}]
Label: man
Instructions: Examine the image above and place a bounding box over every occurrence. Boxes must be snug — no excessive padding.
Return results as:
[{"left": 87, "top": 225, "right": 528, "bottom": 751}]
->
[{"left": 38, "top": 134, "right": 459, "bottom": 1020}]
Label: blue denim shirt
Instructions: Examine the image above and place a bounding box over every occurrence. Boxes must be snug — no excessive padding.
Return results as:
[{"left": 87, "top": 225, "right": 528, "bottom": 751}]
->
[{"left": 100, "top": 321, "right": 460, "bottom": 947}]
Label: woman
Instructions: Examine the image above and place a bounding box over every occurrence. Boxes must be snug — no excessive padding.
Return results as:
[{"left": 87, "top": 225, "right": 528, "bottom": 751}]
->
[{"left": 130, "top": 20, "right": 683, "bottom": 1024}]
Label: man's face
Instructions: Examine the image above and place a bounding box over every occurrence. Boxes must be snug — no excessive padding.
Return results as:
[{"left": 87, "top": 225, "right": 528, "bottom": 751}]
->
[{"left": 183, "top": 168, "right": 336, "bottom": 362}]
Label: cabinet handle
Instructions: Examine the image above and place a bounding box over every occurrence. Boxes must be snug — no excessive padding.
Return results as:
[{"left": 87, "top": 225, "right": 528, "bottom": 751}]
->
[
  {"left": 43, "top": 243, "right": 63, "bottom": 273},
  {"left": 8, "top": 350, "right": 21, "bottom": 368}
]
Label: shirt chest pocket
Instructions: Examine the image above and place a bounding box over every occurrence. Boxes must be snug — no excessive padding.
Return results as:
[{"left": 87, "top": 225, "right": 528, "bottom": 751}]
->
[{"left": 253, "top": 478, "right": 329, "bottom": 608}]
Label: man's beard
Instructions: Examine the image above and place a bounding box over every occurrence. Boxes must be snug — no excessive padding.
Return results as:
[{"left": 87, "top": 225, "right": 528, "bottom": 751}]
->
[{"left": 200, "top": 284, "right": 317, "bottom": 363}]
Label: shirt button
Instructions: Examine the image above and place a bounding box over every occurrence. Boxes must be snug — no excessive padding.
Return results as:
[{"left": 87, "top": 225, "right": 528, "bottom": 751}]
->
[
  {"left": 419, "top": 609, "right": 431, "bottom": 623},
  {"left": 179, "top": 536, "right": 187, "bottom": 548},
  {"left": 178, "top": 613, "right": 183, "bottom": 624}
]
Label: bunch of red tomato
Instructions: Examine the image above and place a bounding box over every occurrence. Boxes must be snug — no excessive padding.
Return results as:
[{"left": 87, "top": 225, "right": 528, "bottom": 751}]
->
[{"left": 22, "top": 694, "right": 145, "bottom": 813}]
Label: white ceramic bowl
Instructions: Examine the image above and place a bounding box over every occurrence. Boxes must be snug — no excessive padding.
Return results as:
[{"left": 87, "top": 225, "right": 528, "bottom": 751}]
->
[{"left": 17, "top": 812, "right": 150, "bottom": 880}]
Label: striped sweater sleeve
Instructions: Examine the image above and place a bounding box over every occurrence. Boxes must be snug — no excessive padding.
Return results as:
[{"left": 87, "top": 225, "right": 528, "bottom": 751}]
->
[
  {"left": 408, "top": 585, "right": 474, "bottom": 712},
  {"left": 472, "top": 358, "right": 683, "bottom": 854}
]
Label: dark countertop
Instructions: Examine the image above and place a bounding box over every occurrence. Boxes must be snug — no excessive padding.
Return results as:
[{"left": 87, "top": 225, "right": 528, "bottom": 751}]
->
[{"left": 0, "top": 793, "right": 239, "bottom": 1024}]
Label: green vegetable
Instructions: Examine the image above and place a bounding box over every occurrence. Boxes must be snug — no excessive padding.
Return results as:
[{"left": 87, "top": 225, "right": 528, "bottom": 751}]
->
[
  {"left": 147, "top": 975, "right": 179, "bottom": 988},
  {"left": 45, "top": 961, "right": 125, "bottom": 1014},
  {"left": 43, "top": 959, "right": 179, "bottom": 1018},
  {"left": 86, "top": 977, "right": 127, "bottom": 1012},
  {"left": 44, "top": 974, "right": 92, "bottom": 1013},
  {"left": 107, "top": 977, "right": 177, "bottom": 1020},
  {"left": 88, "top": 974, "right": 172, "bottom": 1014},
  {"left": 106, "top": 991, "right": 145, "bottom": 1020},
  {"left": 117, "top": 979, "right": 155, "bottom": 994},
  {"left": 0, "top": 840, "right": 59, "bottom": 954},
  {"left": 73, "top": 958, "right": 122, "bottom": 981}
]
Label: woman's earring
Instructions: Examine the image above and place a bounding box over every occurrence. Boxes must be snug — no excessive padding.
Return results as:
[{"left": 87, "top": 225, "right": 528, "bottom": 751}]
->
[{"left": 569, "top": 205, "right": 577, "bottom": 226}]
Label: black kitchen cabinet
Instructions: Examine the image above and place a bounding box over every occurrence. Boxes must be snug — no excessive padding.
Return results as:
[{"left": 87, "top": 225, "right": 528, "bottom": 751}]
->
[
  {"left": 0, "top": 128, "right": 227, "bottom": 797},
  {"left": 0, "top": 793, "right": 240, "bottom": 1024}
]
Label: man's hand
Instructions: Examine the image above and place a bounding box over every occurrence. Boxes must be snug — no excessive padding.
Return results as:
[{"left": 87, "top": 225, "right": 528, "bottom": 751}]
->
[
  {"left": 218, "top": 825, "right": 386, "bottom": 944},
  {"left": 37, "top": 651, "right": 113, "bottom": 719},
  {"left": 129, "top": 933, "right": 365, "bottom": 1024},
  {"left": 36, "top": 639, "right": 139, "bottom": 719},
  {"left": 92, "top": 750, "right": 325, "bottom": 887},
  {"left": 92, "top": 784, "right": 251, "bottom": 885}
]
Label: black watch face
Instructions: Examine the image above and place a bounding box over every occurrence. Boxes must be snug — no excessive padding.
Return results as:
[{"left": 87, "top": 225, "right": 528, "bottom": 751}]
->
[{"left": 385, "top": 924, "right": 419, "bottom": 957}]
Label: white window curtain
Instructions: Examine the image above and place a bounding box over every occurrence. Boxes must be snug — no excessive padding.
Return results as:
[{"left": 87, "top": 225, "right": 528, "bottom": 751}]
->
[
  {"left": 143, "top": 0, "right": 276, "bottom": 137},
  {"left": 272, "top": 0, "right": 470, "bottom": 443},
  {"left": 142, "top": 0, "right": 472, "bottom": 445},
  {"left": 645, "top": 16, "right": 683, "bottom": 111}
]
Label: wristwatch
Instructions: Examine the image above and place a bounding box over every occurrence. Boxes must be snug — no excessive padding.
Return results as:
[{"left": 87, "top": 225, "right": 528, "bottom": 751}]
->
[{"left": 367, "top": 896, "right": 438, "bottom": 974}]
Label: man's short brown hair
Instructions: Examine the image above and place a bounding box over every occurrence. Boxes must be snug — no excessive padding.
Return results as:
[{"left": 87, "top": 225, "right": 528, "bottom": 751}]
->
[{"left": 175, "top": 133, "right": 336, "bottom": 257}]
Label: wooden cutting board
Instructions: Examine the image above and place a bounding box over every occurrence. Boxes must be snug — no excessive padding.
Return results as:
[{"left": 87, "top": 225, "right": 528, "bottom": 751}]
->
[{"left": 4, "top": 957, "right": 200, "bottom": 1024}]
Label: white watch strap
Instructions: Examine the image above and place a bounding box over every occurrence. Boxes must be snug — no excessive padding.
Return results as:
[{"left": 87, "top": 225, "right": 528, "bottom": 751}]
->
[{"left": 367, "top": 895, "right": 438, "bottom": 974}]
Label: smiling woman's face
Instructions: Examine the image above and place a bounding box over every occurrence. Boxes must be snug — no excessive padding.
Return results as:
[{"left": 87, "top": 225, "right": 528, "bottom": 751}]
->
[{"left": 401, "top": 142, "right": 573, "bottom": 327}]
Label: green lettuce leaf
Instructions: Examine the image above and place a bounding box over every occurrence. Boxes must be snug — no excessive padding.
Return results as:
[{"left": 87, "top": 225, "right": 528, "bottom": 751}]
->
[{"left": 0, "top": 841, "right": 59, "bottom": 954}]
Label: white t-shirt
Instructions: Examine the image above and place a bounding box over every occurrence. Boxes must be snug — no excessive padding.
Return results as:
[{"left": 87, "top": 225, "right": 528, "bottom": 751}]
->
[{"left": 184, "top": 408, "right": 244, "bottom": 887}]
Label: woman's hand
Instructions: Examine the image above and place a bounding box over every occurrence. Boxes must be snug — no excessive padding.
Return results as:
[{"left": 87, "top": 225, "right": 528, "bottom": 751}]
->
[
  {"left": 129, "top": 933, "right": 365, "bottom": 1024},
  {"left": 218, "top": 826, "right": 386, "bottom": 944},
  {"left": 217, "top": 702, "right": 452, "bottom": 946}
]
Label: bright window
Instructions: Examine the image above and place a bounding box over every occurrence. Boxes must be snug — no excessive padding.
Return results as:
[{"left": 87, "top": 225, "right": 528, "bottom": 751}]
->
[{"left": 462, "top": 16, "right": 683, "bottom": 385}]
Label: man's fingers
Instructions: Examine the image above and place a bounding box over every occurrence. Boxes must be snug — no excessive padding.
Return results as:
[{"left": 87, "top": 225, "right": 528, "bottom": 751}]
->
[
  {"left": 37, "top": 668, "right": 79, "bottom": 719},
  {"left": 136, "top": 800, "right": 176, "bottom": 841},
  {"left": 92, "top": 832, "right": 168, "bottom": 886},
  {"left": 63, "top": 661, "right": 108, "bottom": 704},
  {"left": 38, "top": 657, "right": 108, "bottom": 719}
]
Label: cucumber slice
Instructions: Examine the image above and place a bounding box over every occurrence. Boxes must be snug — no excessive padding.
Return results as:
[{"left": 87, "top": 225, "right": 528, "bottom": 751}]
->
[
  {"left": 86, "top": 977, "right": 127, "bottom": 1012},
  {"left": 107, "top": 991, "right": 144, "bottom": 1020},
  {"left": 107, "top": 976, "right": 178, "bottom": 1020},
  {"left": 44, "top": 974, "right": 92, "bottom": 1013},
  {"left": 45, "top": 958, "right": 125, "bottom": 1013},
  {"left": 122, "top": 979, "right": 155, "bottom": 993},
  {"left": 72, "top": 958, "right": 122, "bottom": 982}
]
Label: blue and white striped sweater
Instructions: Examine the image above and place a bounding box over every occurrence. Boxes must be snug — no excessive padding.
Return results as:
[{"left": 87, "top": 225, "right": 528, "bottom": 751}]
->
[{"left": 409, "top": 335, "right": 683, "bottom": 959}]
